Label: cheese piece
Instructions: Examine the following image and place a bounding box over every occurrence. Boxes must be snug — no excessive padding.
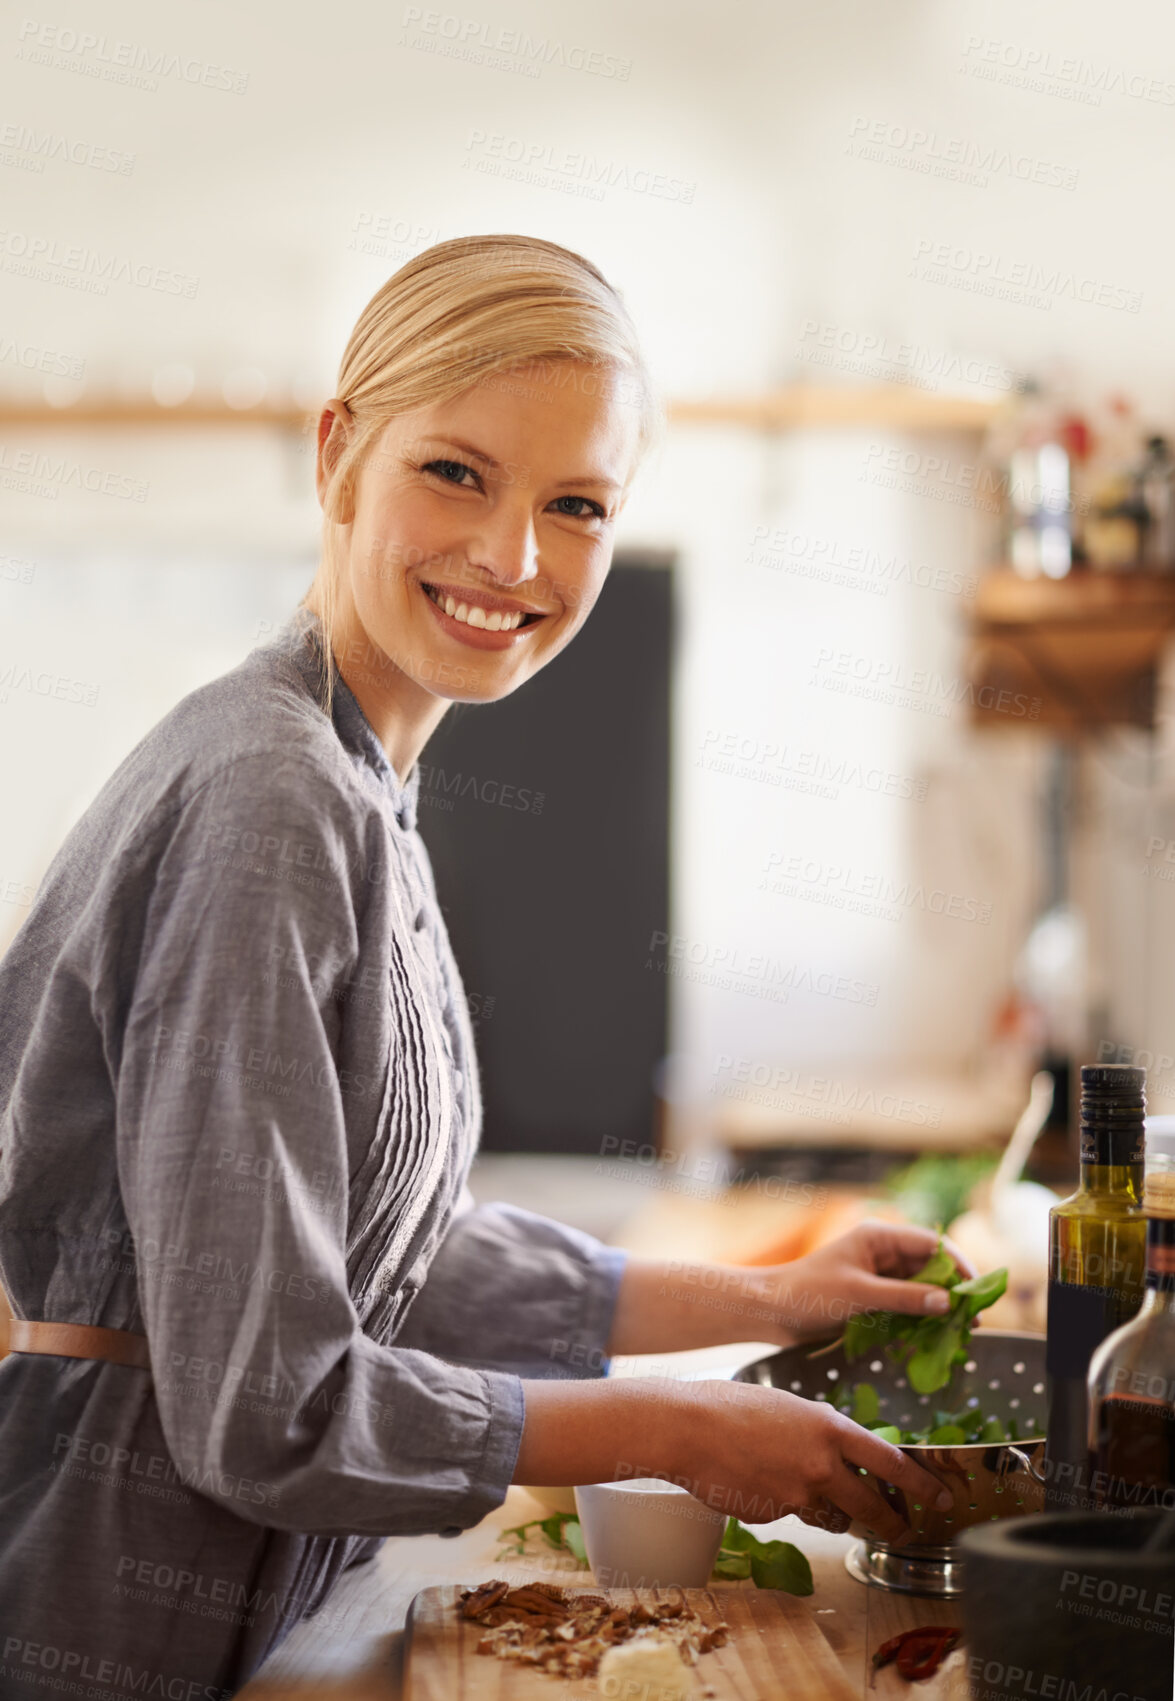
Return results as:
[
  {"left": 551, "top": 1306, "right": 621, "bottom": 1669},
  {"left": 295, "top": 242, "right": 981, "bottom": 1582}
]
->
[{"left": 597, "top": 1635, "right": 698, "bottom": 1699}]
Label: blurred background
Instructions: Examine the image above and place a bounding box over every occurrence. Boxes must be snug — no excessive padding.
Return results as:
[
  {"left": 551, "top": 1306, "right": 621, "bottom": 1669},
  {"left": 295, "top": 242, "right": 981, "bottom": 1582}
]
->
[{"left": 6, "top": 0, "right": 1175, "bottom": 1340}]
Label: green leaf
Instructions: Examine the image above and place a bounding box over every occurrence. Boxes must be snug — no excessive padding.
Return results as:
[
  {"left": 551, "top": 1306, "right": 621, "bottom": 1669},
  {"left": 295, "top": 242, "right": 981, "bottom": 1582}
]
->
[
  {"left": 870, "top": 1425, "right": 904, "bottom": 1444},
  {"left": 911, "top": 1243, "right": 958, "bottom": 1289},
  {"left": 749, "top": 1541, "right": 814, "bottom": 1596},
  {"left": 953, "top": 1268, "right": 1008, "bottom": 1317},
  {"left": 980, "top": 1415, "right": 1006, "bottom": 1442},
  {"left": 843, "top": 1307, "right": 907, "bottom": 1361},
  {"left": 721, "top": 1518, "right": 757, "bottom": 1552},
  {"left": 850, "top": 1382, "right": 881, "bottom": 1425},
  {"left": 926, "top": 1424, "right": 967, "bottom": 1445},
  {"left": 711, "top": 1550, "right": 753, "bottom": 1580},
  {"left": 907, "top": 1315, "right": 967, "bottom": 1394},
  {"left": 563, "top": 1518, "right": 587, "bottom": 1563}
]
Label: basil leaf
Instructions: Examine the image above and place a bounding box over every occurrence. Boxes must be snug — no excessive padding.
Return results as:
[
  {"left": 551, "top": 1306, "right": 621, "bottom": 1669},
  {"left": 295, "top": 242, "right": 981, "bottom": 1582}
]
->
[
  {"left": 911, "top": 1244, "right": 958, "bottom": 1288},
  {"left": 722, "top": 1518, "right": 757, "bottom": 1552},
  {"left": 711, "top": 1550, "right": 753, "bottom": 1580},
  {"left": 870, "top": 1424, "right": 904, "bottom": 1444},
  {"left": 749, "top": 1541, "right": 814, "bottom": 1596},
  {"left": 908, "top": 1316, "right": 966, "bottom": 1393},
  {"left": 953, "top": 1268, "right": 1008, "bottom": 1317},
  {"left": 926, "top": 1424, "right": 967, "bottom": 1445},
  {"left": 563, "top": 1518, "right": 587, "bottom": 1562},
  {"left": 851, "top": 1382, "right": 881, "bottom": 1425}
]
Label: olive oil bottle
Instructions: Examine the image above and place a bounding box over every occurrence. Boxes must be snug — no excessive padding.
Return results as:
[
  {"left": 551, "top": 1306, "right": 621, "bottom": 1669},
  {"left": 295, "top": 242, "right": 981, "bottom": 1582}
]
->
[{"left": 1044, "top": 1063, "right": 1148, "bottom": 1512}]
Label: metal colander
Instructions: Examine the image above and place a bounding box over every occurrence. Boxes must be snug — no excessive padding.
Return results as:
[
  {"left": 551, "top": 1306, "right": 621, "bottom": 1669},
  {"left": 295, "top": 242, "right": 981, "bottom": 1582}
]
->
[{"left": 734, "top": 1328, "right": 1048, "bottom": 1595}]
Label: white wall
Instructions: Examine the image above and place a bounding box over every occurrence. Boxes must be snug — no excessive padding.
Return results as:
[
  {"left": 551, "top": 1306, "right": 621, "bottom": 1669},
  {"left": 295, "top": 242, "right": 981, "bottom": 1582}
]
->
[{"left": 4, "top": 0, "right": 1175, "bottom": 1119}]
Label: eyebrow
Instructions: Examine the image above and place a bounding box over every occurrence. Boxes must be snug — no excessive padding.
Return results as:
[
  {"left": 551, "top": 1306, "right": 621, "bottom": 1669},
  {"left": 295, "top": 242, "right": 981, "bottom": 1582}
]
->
[{"left": 423, "top": 436, "right": 623, "bottom": 493}]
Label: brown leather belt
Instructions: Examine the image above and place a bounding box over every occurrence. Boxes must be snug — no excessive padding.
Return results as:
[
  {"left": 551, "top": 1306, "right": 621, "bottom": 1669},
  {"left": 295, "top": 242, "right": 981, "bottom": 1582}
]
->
[{"left": 8, "top": 1320, "right": 151, "bottom": 1370}]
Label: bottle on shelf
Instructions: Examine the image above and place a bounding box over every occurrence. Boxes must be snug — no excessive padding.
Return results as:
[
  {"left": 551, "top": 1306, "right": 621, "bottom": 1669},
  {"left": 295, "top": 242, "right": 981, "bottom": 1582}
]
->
[
  {"left": 1003, "top": 380, "right": 1075, "bottom": 579},
  {"left": 1044, "top": 1063, "right": 1148, "bottom": 1512},
  {"left": 1140, "top": 436, "right": 1175, "bottom": 571},
  {"left": 1082, "top": 395, "right": 1148, "bottom": 572},
  {"left": 1087, "top": 1211, "right": 1175, "bottom": 1513}
]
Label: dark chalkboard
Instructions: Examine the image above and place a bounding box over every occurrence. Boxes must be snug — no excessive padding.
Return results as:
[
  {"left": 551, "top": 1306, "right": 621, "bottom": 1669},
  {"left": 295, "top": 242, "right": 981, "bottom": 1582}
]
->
[{"left": 416, "top": 553, "right": 674, "bottom": 1155}]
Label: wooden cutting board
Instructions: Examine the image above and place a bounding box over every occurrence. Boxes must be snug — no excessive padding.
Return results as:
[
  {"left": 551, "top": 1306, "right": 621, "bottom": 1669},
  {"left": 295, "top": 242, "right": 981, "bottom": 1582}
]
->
[{"left": 404, "top": 1584, "right": 857, "bottom": 1700}]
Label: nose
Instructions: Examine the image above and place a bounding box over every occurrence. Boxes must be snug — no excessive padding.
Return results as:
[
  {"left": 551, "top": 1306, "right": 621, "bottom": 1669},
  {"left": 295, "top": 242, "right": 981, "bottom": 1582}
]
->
[{"left": 463, "top": 498, "right": 540, "bottom": 589}]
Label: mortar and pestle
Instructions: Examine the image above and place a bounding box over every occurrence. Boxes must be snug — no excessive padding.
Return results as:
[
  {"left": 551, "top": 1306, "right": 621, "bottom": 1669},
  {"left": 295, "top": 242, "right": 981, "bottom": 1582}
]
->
[{"left": 961, "top": 1508, "right": 1175, "bottom": 1701}]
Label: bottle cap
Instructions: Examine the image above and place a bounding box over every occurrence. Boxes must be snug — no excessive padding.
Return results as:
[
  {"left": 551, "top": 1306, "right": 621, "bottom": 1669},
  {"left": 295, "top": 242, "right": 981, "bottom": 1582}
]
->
[
  {"left": 1081, "top": 1064, "right": 1146, "bottom": 1097},
  {"left": 1080, "top": 1063, "right": 1146, "bottom": 1165}
]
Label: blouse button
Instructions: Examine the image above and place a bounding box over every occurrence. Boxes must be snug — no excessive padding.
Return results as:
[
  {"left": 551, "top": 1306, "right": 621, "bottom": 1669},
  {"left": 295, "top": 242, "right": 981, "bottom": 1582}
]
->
[{"left": 413, "top": 909, "right": 426, "bottom": 932}]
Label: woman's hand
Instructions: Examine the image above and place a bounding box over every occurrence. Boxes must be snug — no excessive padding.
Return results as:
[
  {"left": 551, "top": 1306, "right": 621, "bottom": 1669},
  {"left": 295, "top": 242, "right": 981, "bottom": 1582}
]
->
[
  {"left": 757, "top": 1219, "right": 978, "bottom": 1345},
  {"left": 671, "top": 1378, "right": 952, "bottom": 1544}
]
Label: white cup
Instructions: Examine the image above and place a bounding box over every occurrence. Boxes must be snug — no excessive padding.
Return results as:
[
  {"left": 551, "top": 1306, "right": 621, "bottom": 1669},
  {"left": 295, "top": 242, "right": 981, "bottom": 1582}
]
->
[{"left": 574, "top": 1478, "right": 728, "bottom": 1589}]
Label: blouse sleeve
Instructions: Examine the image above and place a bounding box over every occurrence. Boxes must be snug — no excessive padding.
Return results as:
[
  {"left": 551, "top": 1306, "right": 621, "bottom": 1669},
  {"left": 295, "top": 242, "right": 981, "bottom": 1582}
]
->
[
  {"left": 114, "top": 750, "right": 524, "bottom": 1539},
  {"left": 393, "top": 1186, "right": 628, "bottom": 1380}
]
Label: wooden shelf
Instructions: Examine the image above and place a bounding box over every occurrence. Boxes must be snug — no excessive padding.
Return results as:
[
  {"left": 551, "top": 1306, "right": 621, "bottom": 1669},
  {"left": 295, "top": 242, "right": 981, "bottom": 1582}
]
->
[
  {"left": 666, "top": 383, "right": 998, "bottom": 433},
  {"left": 967, "top": 568, "right": 1175, "bottom": 731},
  {"left": 0, "top": 400, "right": 313, "bottom": 430},
  {"left": 0, "top": 384, "right": 997, "bottom": 435}
]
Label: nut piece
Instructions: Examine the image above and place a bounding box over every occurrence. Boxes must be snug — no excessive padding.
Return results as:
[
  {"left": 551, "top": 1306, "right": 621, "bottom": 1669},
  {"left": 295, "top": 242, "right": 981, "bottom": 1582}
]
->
[{"left": 459, "top": 1580, "right": 510, "bottom": 1619}]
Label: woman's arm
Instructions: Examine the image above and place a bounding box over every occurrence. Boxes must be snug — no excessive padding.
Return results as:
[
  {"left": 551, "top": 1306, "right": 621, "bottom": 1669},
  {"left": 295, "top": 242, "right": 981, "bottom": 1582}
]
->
[
  {"left": 606, "top": 1221, "right": 976, "bottom": 1356},
  {"left": 513, "top": 1374, "right": 956, "bottom": 1546}
]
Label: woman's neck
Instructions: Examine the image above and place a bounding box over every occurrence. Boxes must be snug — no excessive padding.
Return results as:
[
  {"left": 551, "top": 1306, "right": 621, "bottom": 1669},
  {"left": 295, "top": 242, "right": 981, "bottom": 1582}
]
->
[{"left": 301, "top": 585, "right": 450, "bottom": 784}]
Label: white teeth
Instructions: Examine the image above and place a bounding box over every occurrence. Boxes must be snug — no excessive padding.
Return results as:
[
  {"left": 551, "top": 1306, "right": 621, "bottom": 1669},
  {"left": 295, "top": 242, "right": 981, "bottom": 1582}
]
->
[{"left": 424, "top": 583, "right": 532, "bottom": 631}]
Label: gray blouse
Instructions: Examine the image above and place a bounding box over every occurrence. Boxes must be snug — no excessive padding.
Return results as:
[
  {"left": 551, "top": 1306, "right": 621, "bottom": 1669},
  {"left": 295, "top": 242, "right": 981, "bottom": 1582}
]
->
[{"left": 0, "top": 608, "right": 626, "bottom": 1695}]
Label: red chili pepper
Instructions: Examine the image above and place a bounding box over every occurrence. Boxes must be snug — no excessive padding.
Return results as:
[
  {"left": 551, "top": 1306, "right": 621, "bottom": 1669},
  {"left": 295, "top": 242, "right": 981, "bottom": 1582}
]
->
[{"left": 872, "top": 1626, "right": 961, "bottom": 1681}]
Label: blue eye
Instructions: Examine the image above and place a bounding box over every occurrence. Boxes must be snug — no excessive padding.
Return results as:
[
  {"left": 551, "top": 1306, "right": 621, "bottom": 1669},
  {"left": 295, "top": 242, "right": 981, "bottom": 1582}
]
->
[
  {"left": 550, "top": 495, "right": 606, "bottom": 519},
  {"left": 424, "top": 459, "right": 477, "bottom": 486}
]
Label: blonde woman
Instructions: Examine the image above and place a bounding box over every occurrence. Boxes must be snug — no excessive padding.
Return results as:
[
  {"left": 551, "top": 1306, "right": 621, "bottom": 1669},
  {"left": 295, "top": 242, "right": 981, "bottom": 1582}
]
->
[{"left": 0, "top": 236, "right": 964, "bottom": 1693}]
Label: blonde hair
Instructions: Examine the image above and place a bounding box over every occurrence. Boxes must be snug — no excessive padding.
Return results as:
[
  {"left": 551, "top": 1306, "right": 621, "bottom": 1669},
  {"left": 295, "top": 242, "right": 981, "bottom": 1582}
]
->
[{"left": 300, "top": 233, "right": 661, "bottom": 720}]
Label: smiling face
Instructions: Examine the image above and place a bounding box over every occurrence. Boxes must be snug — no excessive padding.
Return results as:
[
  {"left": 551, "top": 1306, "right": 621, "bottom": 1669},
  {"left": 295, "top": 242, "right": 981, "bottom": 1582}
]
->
[{"left": 321, "top": 359, "right": 642, "bottom": 735}]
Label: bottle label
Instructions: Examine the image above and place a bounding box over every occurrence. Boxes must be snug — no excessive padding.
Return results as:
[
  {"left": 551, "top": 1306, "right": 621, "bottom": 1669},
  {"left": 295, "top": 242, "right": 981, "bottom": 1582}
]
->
[
  {"left": 1046, "top": 1280, "right": 1128, "bottom": 1379},
  {"left": 1079, "top": 1129, "right": 1145, "bottom": 1165}
]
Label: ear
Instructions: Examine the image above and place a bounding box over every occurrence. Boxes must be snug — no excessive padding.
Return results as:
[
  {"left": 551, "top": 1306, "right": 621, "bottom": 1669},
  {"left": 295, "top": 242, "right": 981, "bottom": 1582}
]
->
[{"left": 316, "top": 399, "right": 356, "bottom": 525}]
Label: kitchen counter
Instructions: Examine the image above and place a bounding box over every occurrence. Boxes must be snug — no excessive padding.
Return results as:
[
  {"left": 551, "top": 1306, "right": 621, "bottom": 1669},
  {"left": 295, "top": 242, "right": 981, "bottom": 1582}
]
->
[{"left": 240, "top": 1482, "right": 970, "bottom": 1699}]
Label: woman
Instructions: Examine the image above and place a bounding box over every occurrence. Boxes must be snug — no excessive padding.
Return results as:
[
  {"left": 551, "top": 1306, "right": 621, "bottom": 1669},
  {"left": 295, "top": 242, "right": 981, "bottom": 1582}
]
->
[{"left": 0, "top": 235, "right": 963, "bottom": 1695}]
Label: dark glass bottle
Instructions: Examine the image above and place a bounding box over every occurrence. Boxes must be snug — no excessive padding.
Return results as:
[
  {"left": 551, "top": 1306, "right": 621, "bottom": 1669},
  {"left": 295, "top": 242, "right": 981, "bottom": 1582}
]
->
[
  {"left": 1044, "top": 1063, "right": 1147, "bottom": 1511},
  {"left": 1088, "top": 1213, "right": 1175, "bottom": 1511}
]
